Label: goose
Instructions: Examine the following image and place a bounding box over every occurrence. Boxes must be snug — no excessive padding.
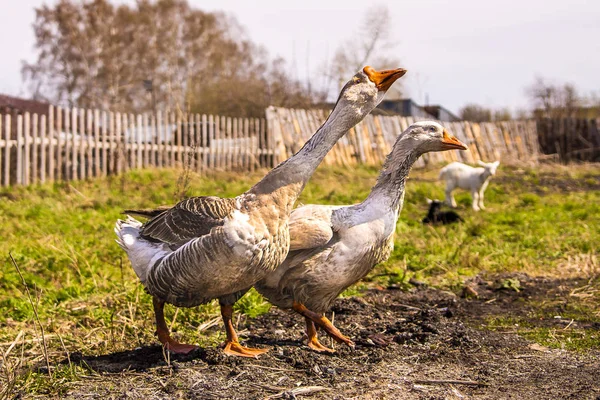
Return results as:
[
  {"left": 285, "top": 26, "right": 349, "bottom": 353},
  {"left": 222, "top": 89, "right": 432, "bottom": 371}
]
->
[
  {"left": 254, "top": 121, "right": 467, "bottom": 352},
  {"left": 115, "top": 66, "right": 407, "bottom": 357}
]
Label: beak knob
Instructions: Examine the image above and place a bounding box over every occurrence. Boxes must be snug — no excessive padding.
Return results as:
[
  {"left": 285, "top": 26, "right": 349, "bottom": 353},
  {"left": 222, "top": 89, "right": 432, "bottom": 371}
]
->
[
  {"left": 363, "top": 66, "right": 407, "bottom": 91},
  {"left": 442, "top": 130, "right": 468, "bottom": 150}
]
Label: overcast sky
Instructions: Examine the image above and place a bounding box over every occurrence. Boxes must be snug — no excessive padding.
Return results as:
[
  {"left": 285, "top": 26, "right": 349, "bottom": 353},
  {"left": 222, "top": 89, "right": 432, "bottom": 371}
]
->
[{"left": 1, "top": 0, "right": 599, "bottom": 114}]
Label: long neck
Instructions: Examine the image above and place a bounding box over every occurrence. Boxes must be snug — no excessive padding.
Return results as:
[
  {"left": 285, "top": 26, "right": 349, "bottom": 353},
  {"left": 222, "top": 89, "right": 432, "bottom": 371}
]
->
[
  {"left": 363, "top": 139, "right": 421, "bottom": 212},
  {"left": 249, "top": 102, "right": 360, "bottom": 199}
]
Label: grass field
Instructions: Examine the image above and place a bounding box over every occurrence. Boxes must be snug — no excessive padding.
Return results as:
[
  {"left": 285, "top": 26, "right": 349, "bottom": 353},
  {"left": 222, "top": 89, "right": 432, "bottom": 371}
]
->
[{"left": 1, "top": 163, "right": 599, "bottom": 397}]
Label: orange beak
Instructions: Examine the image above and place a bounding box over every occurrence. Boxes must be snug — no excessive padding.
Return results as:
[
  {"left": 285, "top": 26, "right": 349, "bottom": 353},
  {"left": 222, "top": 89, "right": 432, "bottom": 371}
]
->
[
  {"left": 363, "top": 66, "right": 407, "bottom": 91},
  {"left": 441, "top": 130, "right": 468, "bottom": 150}
]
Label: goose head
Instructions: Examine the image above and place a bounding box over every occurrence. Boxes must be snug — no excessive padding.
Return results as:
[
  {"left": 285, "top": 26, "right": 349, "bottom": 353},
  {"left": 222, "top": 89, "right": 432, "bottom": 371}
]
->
[
  {"left": 335, "top": 66, "right": 407, "bottom": 120},
  {"left": 400, "top": 121, "right": 468, "bottom": 154}
]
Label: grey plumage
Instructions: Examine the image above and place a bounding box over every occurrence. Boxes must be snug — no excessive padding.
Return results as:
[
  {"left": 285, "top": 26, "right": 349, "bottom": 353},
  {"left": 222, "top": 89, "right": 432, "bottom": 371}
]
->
[
  {"left": 139, "top": 197, "right": 236, "bottom": 249},
  {"left": 114, "top": 67, "right": 408, "bottom": 331},
  {"left": 255, "top": 121, "right": 468, "bottom": 316}
]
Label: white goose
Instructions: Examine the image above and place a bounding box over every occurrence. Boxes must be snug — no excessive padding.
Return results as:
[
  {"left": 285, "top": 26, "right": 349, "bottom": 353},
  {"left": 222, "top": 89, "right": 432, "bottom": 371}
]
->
[
  {"left": 115, "top": 66, "right": 406, "bottom": 357},
  {"left": 255, "top": 121, "right": 467, "bottom": 352}
]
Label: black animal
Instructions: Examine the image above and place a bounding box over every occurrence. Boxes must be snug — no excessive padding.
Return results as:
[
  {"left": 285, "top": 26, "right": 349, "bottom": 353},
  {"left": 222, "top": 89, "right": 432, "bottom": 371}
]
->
[{"left": 422, "top": 199, "right": 463, "bottom": 225}]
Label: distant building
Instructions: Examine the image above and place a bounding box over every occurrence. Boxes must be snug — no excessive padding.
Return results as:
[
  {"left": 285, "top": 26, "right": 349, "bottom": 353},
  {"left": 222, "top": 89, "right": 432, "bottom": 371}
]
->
[
  {"left": 0, "top": 94, "right": 50, "bottom": 116},
  {"left": 375, "top": 99, "right": 460, "bottom": 122},
  {"left": 316, "top": 98, "right": 459, "bottom": 121},
  {"left": 422, "top": 105, "right": 461, "bottom": 122}
]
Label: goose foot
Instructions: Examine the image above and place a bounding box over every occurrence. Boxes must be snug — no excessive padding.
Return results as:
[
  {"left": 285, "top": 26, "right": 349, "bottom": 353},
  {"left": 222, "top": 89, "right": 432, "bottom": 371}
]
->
[
  {"left": 308, "top": 339, "right": 335, "bottom": 353},
  {"left": 220, "top": 303, "right": 269, "bottom": 358},
  {"left": 327, "top": 331, "right": 355, "bottom": 349},
  {"left": 305, "top": 317, "right": 335, "bottom": 353},
  {"left": 223, "top": 341, "right": 269, "bottom": 358},
  {"left": 294, "top": 302, "right": 355, "bottom": 350},
  {"left": 153, "top": 297, "right": 198, "bottom": 354},
  {"left": 162, "top": 338, "right": 198, "bottom": 355}
]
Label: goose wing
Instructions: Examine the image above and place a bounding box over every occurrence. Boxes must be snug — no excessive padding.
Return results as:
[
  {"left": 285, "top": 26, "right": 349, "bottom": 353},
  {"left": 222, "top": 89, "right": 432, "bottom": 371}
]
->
[
  {"left": 124, "top": 206, "right": 172, "bottom": 219},
  {"left": 288, "top": 204, "right": 345, "bottom": 251},
  {"left": 138, "top": 196, "right": 237, "bottom": 249}
]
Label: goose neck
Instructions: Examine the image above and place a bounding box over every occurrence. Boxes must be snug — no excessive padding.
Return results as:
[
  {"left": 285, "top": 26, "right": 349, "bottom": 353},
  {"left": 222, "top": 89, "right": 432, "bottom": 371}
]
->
[
  {"left": 365, "top": 143, "right": 421, "bottom": 212},
  {"left": 250, "top": 102, "right": 362, "bottom": 201}
]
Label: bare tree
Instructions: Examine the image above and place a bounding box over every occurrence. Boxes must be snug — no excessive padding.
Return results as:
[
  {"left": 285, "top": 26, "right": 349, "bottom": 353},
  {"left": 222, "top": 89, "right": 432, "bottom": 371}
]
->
[
  {"left": 22, "top": 0, "right": 316, "bottom": 116},
  {"left": 514, "top": 108, "right": 530, "bottom": 120},
  {"left": 327, "top": 5, "right": 403, "bottom": 99},
  {"left": 526, "top": 76, "right": 582, "bottom": 118},
  {"left": 459, "top": 104, "right": 492, "bottom": 122},
  {"left": 559, "top": 83, "right": 579, "bottom": 117},
  {"left": 493, "top": 108, "right": 512, "bottom": 121}
]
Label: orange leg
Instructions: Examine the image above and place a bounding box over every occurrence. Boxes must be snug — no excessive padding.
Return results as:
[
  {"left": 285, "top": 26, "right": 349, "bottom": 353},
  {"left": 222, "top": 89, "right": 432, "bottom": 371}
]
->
[
  {"left": 305, "top": 317, "right": 335, "bottom": 353},
  {"left": 221, "top": 304, "right": 269, "bottom": 358},
  {"left": 153, "top": 297, "right": 198, "bottom": 354},
  {"left": 293, "top": 302, "right": 355, "bottom": 349}
]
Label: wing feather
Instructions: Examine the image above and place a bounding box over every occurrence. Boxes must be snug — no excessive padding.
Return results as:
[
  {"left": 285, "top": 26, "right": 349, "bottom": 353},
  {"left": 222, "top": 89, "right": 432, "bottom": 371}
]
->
[
  {"left": 138, "top": 196, "right": 236, "bottom": 249},
  {"left": 287, "top": 205, "right": 339, "bottom": 251}
]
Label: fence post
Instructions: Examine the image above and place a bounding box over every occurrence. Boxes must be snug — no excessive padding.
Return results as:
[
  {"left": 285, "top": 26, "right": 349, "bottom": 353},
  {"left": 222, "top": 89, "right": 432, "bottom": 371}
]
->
[
  {"left": 214, "top": 115, "right": 221, "bottom": 170},
  {"left": 57, "top": 107, "right": 64, "bottom": 181},
  {"left": 254, "top": 117, "right": 260, "bottom": 170},
  {"left": 150, "top": 113, "right": 158, "bottom": 169},
  {"left": 72, "top": 108, "right": 80, "bottom": 180},
  {"left": 101, "top": 110, "right": 108, "bottom": 176},
  {"left": 136, "top": 114, "right": 143, "bottom": 170},
  {"left": 169, "top": 111, "right": 175, "bottom": 168},
  {"left": 93, "top": 109, "right": 100, "bottom": 177},
  {"left": 123, "top": 113, "right": 132, "bottom": 170},
  {"left": 0, "top": 116, "right": 2, "bottom": 185},
  {"left": 16, "top": 114, "right": 23, "bottom": 185},
  {"left": 3, "top": 115, "right": 10, "bottom": 186},
  {"left": 24, "top": 112, "right": 31, "bottom": 185},
  {"left": 200, "top": 114, "right": 207, "bottom": 172},
  {"left": 48, "top": 106, "right": 55, "bottom": 182},
  {"left": 208, "top": 115, "right": 214, "bottom": 169},
  {"left": 107, "top": 111, "right": 114, "bottom": 175},
  {"left": 32, "top": 113, "right": 39, "bottom": 184},
  {"left": 69, "top": 107, "right": 77, "bottom": 180},
  {"left": 40, "top": 114, "right": 47, "bottom": 183},
  {"left": 85, "top": 109, "right": 92, "bottom": 179},
  {"left": 143, "top": 113, "right": 150, "bottom": 168},
  {"left": 156, "top": 111, "right": 164, "bottom": 168},
  {"left": 115, "top": 112, "right": 122, "bottom": 174},
  {"left": 175, "top": 112, "right": 182, "bottom": 167},
  {"left": 226, "top": 116, "right": 232, "bottom": 170}
]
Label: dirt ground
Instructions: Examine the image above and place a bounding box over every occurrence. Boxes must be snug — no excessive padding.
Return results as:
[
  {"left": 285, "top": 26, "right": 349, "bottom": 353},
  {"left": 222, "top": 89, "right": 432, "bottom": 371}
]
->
[{"left": 56, "top": 274, "right": 600, "bottom": 400}]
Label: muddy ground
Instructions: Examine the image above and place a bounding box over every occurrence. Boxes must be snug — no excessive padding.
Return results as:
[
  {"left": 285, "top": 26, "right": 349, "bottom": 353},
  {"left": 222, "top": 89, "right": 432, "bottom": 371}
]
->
[{"left": 53, "top": 274, "right": 599, "bottom": 400}]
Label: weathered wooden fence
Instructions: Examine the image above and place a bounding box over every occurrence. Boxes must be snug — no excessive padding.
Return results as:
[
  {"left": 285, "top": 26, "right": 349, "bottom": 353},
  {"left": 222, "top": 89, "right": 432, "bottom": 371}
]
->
[
  {"left": 0, "top": 105, "right": 542, "bottom": 187},
  {"left": 266, "top": 107, "right": 540, "bottom": 169},
  {"left": 0, "top": 107, "right": 272, "bottom": 186},
  {"left": 536, "top": 118, "right": 600, "bottom": 163}
]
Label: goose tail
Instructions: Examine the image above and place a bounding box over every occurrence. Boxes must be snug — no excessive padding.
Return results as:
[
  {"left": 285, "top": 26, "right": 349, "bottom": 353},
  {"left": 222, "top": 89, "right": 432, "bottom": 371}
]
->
[{"left": 115, "top": 216, "right": 169, "bottom": 284}]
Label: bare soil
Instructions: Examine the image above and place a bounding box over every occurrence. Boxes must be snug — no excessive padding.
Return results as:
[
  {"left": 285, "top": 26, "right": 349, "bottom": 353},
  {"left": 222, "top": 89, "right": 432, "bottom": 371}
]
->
[{"left": 57, "top": 274, "right": 600, "bottom": 399}]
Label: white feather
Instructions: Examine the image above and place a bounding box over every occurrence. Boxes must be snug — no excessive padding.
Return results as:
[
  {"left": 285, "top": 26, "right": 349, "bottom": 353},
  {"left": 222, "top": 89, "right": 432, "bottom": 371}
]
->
[
  {"left": 222, "top": 210, "right": 258, "bottom": 257},
  {"left": 114, "top": 216, "right": 170, "bottom": 284}
]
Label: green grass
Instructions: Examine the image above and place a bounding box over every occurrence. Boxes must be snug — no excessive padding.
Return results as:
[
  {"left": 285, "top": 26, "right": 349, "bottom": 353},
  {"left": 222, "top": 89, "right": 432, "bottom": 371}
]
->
[
  {"left": 486, "top": 316, "right": 600, "bottom": 352},
  {"left": 1, "top": 163, "right": 599, "bottom": 395}
]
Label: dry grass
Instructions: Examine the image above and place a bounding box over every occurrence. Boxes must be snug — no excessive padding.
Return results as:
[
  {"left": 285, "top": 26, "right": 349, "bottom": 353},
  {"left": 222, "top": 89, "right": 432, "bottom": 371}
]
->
[{"left": 0, "top": 162, "right": 599, "bottom": 396}]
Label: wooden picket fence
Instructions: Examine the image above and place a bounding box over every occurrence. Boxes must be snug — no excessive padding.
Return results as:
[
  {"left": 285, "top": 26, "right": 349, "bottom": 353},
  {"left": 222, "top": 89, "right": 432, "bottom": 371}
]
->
[
  {"left": 0, "top": 105, "right": 541, "bottom": 187},
  {"left": 536, "top": 118, "right": 600, "bottom": 163},
  {"left": 0, "top": 106, "right": 272, "bottom": 186},
  {"left": 266, "top": 107, "right": 540, "bottom": 169}
]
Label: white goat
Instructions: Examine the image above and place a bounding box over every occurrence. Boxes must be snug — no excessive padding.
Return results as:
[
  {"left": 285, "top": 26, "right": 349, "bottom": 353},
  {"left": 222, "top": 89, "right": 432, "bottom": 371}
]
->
[{"left": 439, "top": 160, "right": 500, "bottom": 211}]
